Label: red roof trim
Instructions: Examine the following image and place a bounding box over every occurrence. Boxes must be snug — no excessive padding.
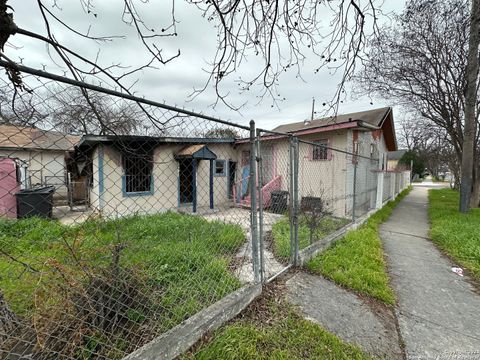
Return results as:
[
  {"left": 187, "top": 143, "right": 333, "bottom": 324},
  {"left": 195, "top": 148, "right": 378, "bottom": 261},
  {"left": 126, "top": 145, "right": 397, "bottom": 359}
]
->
[{"left": 235, "top": 121, "right": 362, "bottom": 144}]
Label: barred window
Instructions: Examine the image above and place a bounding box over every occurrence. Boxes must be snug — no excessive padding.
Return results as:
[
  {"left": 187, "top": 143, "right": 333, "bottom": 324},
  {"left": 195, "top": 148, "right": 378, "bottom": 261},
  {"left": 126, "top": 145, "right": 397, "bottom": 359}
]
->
[
  {"left": 123, "top": 153, "right": 153, "bottom": 194},
  {"left": 312, "top": 139, "right": 329, "bottom": 161}
]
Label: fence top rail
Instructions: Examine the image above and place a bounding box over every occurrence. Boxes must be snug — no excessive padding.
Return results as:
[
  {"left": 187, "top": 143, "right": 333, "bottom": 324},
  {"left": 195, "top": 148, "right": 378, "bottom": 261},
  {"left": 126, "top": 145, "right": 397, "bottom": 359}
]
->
[
  {"left": 0, "top": 60, "right": 251, "bottom": 132},
  {"left": 297, "top": 138, "right": 379, "bottom": 161}
]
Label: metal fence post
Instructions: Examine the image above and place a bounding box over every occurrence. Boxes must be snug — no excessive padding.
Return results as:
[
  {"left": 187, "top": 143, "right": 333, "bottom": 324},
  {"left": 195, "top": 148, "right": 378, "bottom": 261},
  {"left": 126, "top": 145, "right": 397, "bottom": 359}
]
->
[
  {"left": 410, "top": 159, "right": 414, "bottom": 184},
  {"left": 352, "top": 159, "right": 357, "bottom": 221},
  {"left": 376, "top": 170, "right": 384, "bottom": 209},
  {"left": 256, "top": 129, "right": 265, "bottom": 283},
  {"left": 249, "top": 120, "right": 260, "bottom": 283},
  {"left": 391, "top": 172, "right": 396, "bottom": 199},
  {"left": 289, "top": 136, "right": 295, "bottom": 265},
  {"left": 291, "top": 137, "right": 300, "bottom": 266}
]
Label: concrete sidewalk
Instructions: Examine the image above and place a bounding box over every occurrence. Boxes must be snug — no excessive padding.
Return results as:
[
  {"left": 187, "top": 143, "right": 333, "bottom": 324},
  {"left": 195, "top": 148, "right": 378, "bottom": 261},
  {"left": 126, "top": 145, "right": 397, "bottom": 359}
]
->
[
  {"left": 286, "top": 273, "right": 404, "bottom": 359},
  {"left": 380, "top": 185, "right": 480, "bottom": 360}
]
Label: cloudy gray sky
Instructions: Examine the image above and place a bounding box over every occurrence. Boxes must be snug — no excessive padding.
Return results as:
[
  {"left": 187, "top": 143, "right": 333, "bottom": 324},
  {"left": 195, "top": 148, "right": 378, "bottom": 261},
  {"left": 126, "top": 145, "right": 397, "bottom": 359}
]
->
[{"left": 6, "top": 0, "right": 406, "bottom": 130}]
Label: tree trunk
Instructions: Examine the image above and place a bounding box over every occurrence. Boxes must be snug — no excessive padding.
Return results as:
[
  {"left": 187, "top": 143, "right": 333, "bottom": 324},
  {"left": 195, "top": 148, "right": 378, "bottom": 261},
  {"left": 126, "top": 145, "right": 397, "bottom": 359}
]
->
[
  {"left": 471, "top": 163, "right": 480, "bottom": 207},
  {"left": 460, "top": 0, "right": 480, "bottom": 212}
]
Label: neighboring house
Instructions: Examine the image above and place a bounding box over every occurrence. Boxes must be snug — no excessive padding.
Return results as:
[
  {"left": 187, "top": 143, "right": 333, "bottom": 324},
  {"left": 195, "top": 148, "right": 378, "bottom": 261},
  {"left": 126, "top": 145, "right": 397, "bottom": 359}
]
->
[
  {"left": 387, "top": 149, "right": 407, "bottom": 170},
  {"left": 0, "top": 124, "right": 79, "bottom": 205},
  {"left": 72, "top": 107, "right": 398, "bottom": 219},
  {"left": 236, "top": 106, "right": 398, "bottom": 217}
]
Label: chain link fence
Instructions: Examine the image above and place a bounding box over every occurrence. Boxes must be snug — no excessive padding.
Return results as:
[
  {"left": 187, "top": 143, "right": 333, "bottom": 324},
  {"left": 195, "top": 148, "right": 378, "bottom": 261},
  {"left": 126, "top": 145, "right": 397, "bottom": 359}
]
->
[
  {"left": 0, "top": 70, "right": 410, "bottom": 359},
  {"left": 0, "top": 73, "right": 261, "bottom": 359}
]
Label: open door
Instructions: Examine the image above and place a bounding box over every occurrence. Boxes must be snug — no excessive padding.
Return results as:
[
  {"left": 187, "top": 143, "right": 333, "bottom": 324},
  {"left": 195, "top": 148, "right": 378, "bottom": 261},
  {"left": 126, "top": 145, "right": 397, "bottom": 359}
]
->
[
  {"left": 179, "top": 158, "right": 194, "bottom": 204},
  {"left": 228, "top": 161, "right": 237, "bottom": 200}
]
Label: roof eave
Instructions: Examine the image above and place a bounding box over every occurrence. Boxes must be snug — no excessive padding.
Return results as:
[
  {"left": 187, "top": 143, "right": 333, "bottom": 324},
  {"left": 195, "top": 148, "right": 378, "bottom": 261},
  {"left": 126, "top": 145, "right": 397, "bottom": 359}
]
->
[
  {"left": 75, "top": 135, "right": 236, "bottom": 150},
  {"left": 0, "top": 146, "right": 73, "bottom": 152}
]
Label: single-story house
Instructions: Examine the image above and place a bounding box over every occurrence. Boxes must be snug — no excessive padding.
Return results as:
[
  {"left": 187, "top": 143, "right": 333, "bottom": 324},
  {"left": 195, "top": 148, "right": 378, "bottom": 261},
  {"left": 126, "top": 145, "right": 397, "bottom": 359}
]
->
[
  {"left": 71, "top": 107, "right": 398, "bottom": 219},
  {"left": 0, "top": 125, "right": 79, "bottom": 207},
  {"left": 72, "top": 135, "right": 240, "bottom": 217}
]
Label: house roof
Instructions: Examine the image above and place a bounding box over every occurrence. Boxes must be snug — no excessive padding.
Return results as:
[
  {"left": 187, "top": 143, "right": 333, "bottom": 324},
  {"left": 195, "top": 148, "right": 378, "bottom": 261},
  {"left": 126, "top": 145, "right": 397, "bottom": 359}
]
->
[
  {"left": 0, "top": 124, "right": 79, "bottom": 151},
  {"left": 75, "top": 134, "right": 236, "bottom": 155},
  {"left": 264, "top": 106, "right": 397, "bottom": 151},
  {"left": 175, "top": 144, "right": 217, "bottom": 160},
  {"left": 177, "top": 144, "right": 206, "bottom": 156},
  {"left": 272, "top": 107, "right": 391, "bottom": 133},
  {"left": 388, "top": 149, "right": 407, "bottom": 160}
]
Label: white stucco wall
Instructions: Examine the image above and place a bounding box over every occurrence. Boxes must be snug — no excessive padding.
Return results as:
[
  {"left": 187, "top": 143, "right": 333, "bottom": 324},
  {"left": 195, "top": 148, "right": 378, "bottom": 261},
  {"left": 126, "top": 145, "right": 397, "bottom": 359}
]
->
[
  {"left": 0, "top": 149, "right": 68, "bottom": 201},
  {"left": 0, "top": 149, "right": 66, "bottom": 185},
  {"left": 89, "top": 143, "right": 237, "bottom": 218},
  {"left": 344, "top": 129, "right": 388, "bottom": 217}
]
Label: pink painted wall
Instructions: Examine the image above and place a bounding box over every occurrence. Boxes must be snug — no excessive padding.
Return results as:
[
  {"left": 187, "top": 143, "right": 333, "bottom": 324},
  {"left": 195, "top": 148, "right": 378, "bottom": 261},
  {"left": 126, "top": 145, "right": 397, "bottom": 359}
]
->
[{"left": 0, "top": 158, "right": 19, "bottom": 219}]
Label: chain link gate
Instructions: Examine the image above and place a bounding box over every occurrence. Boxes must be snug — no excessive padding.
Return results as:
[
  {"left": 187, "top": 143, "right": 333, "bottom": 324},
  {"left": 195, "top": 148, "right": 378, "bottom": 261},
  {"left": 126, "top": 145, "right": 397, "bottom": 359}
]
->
[{"left": 253, "top": 129, "right": 298, "bottom": 283}]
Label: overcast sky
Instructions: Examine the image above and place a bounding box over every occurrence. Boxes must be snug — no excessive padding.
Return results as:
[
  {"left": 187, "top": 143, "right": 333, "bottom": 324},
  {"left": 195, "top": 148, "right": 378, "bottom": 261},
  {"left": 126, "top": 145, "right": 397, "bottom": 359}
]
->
[{"left": 6, "top": 0, "right": 406, "bottom": 131}]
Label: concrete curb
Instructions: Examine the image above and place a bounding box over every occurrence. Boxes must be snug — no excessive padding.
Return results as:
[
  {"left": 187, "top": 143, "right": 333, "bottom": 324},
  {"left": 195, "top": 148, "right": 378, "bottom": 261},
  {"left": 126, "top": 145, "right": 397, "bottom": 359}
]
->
[
  {"left": 298, "top": 209, "right": 376, "bottom": 266},
  {"left": 123, "top": 283, "right": 262, "bottom": 360}
]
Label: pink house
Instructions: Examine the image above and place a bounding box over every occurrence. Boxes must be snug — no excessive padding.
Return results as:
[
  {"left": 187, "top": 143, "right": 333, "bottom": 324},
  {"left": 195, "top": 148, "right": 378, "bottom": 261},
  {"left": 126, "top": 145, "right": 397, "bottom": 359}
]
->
[{"left": 0, "top": 158, "right": 20, "bottom": 219}]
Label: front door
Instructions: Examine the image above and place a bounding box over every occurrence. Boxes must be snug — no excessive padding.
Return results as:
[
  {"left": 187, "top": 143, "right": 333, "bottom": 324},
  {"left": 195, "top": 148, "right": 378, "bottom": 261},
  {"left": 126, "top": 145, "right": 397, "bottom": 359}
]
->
[
  {"left": 179, "top": 159, "right": 194, "bottom": 204},
  {"left": 228, "top": 161, "right": 237, "bottom": 199}
]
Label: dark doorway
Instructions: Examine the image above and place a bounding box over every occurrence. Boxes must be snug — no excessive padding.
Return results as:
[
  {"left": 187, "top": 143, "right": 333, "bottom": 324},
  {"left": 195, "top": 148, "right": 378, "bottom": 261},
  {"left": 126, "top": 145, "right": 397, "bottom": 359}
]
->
[
  {"left": 179, "top": 159, "right": 194, "bottom": 204},
  {"left": 228, "top": 161, "right": 237, "bottom": 200}
]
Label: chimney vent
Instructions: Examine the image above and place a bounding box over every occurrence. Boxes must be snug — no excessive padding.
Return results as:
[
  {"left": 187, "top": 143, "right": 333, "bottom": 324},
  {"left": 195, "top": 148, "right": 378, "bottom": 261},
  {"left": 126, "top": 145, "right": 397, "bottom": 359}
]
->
[{"left": 305, "top": 97, "right": 315, "bottom": 126}]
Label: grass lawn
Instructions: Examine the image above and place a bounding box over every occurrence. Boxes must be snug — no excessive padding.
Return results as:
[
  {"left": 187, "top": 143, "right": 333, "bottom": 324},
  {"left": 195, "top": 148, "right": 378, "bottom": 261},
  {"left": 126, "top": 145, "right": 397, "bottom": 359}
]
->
[
  {"left": 429, "top": 189, "right": 480, "bottom": 279},
  {"left": 0, "top": 212, "right": 244, "bottom": 358},
  {"left": 305, "top": 187, "right": 412, "bottom": 305},
  {"left": 185, "top": 291, "right": 371, "bottom": 360},
  {"left": 271, "top": 216, "right": 350, "bottom": 262}
]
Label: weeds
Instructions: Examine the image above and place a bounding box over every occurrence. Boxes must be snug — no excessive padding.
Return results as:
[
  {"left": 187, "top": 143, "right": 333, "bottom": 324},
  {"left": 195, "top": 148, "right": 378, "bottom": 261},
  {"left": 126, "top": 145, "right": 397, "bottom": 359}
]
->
[
  {"left": 271, "top": 215, "right": 349, "bottom": 262},
  {"left": 429, "top": 189, "right": 480, "bottom": 279},
  {"left": 0, "top": 212, "right": 244, "bottom": 359},
  {"left": 306, "top": 187, "right": 412, "bottom": 305},
  {"left": 184, "top": 283, "right": 371, "bottom": 360}
]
